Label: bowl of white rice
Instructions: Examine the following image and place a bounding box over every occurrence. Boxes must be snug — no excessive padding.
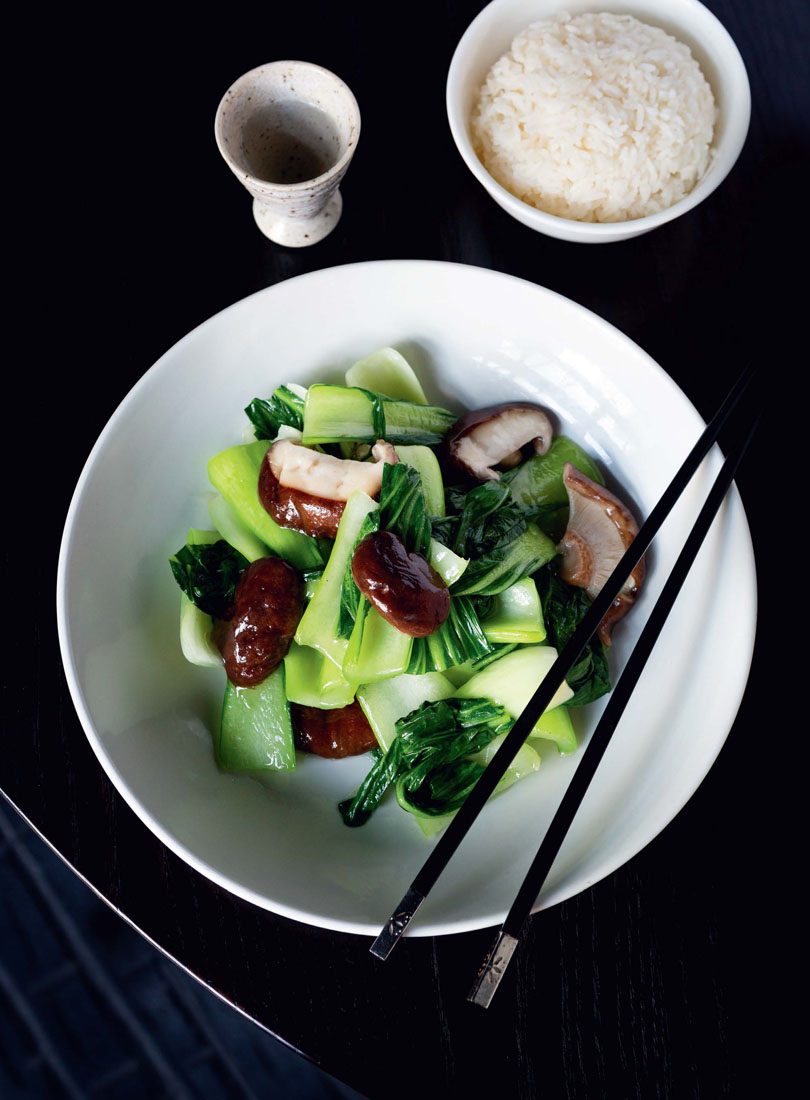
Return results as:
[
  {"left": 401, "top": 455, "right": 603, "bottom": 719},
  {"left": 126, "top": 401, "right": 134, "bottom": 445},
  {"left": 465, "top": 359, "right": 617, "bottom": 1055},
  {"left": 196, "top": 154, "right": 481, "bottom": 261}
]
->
[{"left": 447, "top": 0, "right": 750, "bottom": 242}]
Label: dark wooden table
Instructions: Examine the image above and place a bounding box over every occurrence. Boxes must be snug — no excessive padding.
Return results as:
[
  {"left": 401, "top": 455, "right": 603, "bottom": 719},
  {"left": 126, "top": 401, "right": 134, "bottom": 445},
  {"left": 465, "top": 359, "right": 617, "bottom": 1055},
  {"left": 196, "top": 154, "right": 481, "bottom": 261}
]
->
[{"left": 6, "top": 1, "right": 800, "bottom": 1095}]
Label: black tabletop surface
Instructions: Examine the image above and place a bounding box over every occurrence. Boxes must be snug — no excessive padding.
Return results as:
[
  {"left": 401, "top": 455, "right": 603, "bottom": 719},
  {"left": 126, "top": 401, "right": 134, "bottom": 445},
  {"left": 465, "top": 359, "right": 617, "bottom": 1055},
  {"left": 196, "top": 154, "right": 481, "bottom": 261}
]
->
[{"left": 6, "top": 1, "right": 800, "bottom": 1095}]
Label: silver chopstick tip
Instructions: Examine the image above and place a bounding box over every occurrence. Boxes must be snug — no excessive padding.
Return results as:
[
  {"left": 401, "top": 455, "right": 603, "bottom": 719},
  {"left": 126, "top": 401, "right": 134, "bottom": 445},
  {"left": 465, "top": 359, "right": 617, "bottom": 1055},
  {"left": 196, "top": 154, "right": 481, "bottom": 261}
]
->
[
  {"left": 467, "top": 931, "right": 520, "bottom": 1008},
  {"left": 370, "top": 887, "right": 425, "bottom": 960}
]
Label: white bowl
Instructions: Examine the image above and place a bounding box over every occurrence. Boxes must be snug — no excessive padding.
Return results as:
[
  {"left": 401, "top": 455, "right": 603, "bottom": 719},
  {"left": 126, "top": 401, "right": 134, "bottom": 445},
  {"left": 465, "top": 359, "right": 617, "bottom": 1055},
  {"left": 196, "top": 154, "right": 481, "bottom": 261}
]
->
[
  {"left": 57, "top": 260, "right": 756, "bottom": 936},
  {"left": 447, "top": 0, "right": 751, "bottom": 243}
]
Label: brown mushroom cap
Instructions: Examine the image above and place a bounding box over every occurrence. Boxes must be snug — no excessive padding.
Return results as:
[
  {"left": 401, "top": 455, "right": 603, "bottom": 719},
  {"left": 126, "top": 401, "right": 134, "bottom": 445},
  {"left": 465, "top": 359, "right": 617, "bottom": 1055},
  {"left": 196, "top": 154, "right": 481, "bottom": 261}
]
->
[
  {"left": 260, "top": 439, "right": 399, "bottom": 538},
  {"left": 292, "top": 701, "right": 377, "bottom": 758},
  {"left": 219, "top": 558, "right": 304, "bottom": 686},
  {"left": 447, "top": 402, "right": 554, "bottom": 481},
  {"left": 259, "top": 458, "right": 346, "bottom": 538},
  {"left": 558, "top": 463, "right": 646, "bottom": 645},
  {"left": 351, "top": 530, "right": 450, "bottom": 637}
]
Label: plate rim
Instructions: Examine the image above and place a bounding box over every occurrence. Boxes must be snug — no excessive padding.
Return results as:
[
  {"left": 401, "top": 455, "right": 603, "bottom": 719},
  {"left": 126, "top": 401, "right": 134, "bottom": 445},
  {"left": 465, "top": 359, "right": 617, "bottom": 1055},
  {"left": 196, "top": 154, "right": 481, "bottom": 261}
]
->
[{"left": 56, "top": 259, "right": 758, "bottom": 936}]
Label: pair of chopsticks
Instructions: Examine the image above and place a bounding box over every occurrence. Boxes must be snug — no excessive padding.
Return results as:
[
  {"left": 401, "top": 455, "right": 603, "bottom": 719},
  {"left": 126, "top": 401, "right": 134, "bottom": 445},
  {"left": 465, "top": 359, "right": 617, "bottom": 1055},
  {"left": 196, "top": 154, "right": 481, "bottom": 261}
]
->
[{"left": 370, "top": 365, "right": 759, "bottom": 1006}]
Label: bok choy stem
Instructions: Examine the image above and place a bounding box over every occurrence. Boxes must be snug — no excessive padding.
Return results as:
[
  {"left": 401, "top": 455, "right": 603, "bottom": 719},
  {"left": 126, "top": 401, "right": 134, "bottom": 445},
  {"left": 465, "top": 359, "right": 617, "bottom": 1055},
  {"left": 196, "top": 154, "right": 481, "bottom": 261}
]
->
[{"left": 303, "top": 385, "right": 456, "bottom": 446}]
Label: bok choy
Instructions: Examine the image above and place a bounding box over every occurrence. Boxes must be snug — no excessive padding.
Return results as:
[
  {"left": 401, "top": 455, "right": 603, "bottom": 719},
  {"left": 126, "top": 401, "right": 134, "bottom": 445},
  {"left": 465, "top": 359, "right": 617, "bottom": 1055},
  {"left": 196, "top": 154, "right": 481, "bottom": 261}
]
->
[
  {"left": 303, "top": 384, "right": 456, "bottom": 446},
  {"left": 245, "top": 384, "right": 306, "bottom": 440},
  {"left": 169, "top": 342, "right": 629, "bottom": 830},
  {"left": 339, "top": 697, "right": 512, "bottom": 826}
]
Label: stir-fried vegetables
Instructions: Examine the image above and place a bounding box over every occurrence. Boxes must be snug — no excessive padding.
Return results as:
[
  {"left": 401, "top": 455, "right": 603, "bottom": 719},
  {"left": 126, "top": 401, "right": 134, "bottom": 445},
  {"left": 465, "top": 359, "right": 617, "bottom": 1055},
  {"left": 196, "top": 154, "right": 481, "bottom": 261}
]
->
[{"left": 167, "top": 346, "right": 643, "bottom": 836}]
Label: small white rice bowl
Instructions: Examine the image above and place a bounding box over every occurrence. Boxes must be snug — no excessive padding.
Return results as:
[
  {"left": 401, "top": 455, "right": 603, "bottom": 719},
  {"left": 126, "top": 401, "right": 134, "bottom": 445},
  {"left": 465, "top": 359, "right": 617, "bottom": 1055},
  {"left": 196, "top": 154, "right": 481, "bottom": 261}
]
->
[{"left": 472, "top": 12, "right": 717, "bottom": 223}]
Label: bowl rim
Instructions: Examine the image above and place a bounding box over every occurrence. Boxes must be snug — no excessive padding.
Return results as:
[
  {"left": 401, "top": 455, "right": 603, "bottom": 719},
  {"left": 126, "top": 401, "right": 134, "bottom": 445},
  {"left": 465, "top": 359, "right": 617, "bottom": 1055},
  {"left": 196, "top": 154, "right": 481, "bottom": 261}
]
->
[
  {"left": 56, "top": 259, "right": 757, "bottom": 936},
  {"left": 446, "top": 0, "right": 752, "bottom": 238}
]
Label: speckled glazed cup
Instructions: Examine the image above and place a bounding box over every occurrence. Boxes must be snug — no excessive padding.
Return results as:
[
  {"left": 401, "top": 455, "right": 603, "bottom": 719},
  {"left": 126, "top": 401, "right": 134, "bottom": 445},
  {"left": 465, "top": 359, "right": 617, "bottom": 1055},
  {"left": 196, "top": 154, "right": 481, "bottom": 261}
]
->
[{"left": 215, "top": 61, "right": 360, "bottom": 247}]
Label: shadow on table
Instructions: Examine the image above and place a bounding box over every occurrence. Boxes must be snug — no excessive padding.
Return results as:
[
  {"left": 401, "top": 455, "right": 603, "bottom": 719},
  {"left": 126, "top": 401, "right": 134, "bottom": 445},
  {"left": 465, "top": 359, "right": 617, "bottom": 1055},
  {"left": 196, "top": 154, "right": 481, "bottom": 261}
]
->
[{"left": 0, "top": 799, "right": 366, "bottom": 1100}]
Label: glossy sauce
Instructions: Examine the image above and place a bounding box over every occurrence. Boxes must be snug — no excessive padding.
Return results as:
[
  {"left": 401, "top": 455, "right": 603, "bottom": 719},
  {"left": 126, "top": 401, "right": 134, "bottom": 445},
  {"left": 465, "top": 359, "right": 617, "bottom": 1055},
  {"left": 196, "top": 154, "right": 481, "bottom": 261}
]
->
[
  {"left": 292, "top": 701, "right": 377, "bottom": 758},
  {"left": 259, "top": 455, "right": 345, "bottom": 539},
  {"left": 219, "top": 558, "right": 303, "bottom": 687},
  {"left": 351, "top": 530, "right": 450, "bottom": 637}
]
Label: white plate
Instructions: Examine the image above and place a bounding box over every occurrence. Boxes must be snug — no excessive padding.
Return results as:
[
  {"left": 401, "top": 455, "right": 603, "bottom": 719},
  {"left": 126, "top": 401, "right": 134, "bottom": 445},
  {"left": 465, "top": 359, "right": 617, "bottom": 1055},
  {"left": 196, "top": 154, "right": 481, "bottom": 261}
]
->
[{"left": 57, "top": 261, "right": 756, "bottom": 937}]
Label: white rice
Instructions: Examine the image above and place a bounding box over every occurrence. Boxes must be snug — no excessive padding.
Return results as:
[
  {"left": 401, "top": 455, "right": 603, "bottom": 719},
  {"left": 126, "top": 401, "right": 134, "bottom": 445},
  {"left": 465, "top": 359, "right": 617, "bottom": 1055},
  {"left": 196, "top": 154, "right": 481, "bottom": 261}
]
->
[{"left": 471, "top": 12, "right": 716, "bottom": 223}]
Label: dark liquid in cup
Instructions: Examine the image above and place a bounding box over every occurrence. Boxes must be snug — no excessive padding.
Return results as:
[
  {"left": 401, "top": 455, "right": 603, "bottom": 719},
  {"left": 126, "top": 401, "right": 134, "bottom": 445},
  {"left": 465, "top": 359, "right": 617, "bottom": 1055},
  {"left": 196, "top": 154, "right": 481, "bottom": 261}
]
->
[{"left": 243, "top": 102, "right": 341, "bottom": 185}]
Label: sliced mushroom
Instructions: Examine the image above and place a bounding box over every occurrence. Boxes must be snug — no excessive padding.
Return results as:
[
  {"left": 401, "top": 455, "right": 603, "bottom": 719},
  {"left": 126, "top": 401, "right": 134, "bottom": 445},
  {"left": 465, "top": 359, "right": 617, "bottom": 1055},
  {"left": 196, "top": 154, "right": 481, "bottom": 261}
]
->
[
  {"left": 498, "top": 449, "right": 524, "bottom": 470},
  {"left": 259, "top": 439, "right": 398, "bottom": 538},
  {"left": 259, "top": 461, "right": 346, "bottom": 538},
  {"left": 447, "top": 403, "right": 554, "bottom": 481},
  {"left": 268, "top": 439, "right": 397, "bottom": 499},
  {"left": 558, "top": 463, "right": 646, "bottom": 645}
]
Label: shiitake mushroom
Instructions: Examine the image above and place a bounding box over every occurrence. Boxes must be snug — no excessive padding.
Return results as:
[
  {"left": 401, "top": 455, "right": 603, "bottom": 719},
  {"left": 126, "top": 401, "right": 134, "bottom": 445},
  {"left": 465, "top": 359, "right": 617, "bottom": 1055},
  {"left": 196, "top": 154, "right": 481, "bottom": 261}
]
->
[
  {"left": 447, "top": 402, "right": 554, "bottom": 481},
  {"left": 292, "top": 701, "right": 377, "bottom": 758},
  {"left": 259, "top": 459, "right": 346, "bottom": 538},
  {"left": 259, "top": 438, "right": 399, "bottom": 538},
  {"left": 351, "top": 530, "right": 450, "bottom": 638},
  {"left": 219, "top": 557, "right": 304, "bottom": 686},
  {"left": 558, "top": 462, "right": 646, "bottom": 645}
]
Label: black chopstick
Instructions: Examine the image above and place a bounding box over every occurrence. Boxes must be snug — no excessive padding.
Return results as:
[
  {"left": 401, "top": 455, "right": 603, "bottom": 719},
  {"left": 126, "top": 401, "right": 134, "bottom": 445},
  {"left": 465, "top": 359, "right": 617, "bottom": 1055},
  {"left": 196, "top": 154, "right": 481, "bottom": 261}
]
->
[
  {"left": 370, "top": 365, "right": 755, "bottom": 962},
  {"left": 467, "top": 409, "right": 760, "bottom": 1007}
]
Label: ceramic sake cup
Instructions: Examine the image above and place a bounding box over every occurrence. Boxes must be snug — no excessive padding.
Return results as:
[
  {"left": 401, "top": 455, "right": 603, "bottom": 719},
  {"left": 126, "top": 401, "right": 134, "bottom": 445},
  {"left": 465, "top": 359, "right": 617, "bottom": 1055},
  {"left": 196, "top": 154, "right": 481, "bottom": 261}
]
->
[{"left": 215, "top": 61, "right": 360, "bottom": 247}]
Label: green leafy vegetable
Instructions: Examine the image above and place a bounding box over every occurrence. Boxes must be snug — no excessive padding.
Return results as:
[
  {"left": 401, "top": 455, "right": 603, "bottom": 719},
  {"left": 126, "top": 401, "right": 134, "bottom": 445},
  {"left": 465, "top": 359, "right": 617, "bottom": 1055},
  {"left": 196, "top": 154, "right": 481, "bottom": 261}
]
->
[
  {"left": 443, "top": 482, "right": 525, "bottom": 556},
  {"left": 395, "top": 445, "right": 445, "bottom": 515},
  {"left": 443, "top": 642, "right": 523, "bottom": 689},
  {"left": 169, "top": 539, "right": 248, "bottom": 619},
  {"left": 245, "top": 384, "right": 306, "bottom": 440},
  {"left": 177, "top": 529, "right": 224, "bottom": 668},
  {"left": 337, "top": 463, "right": 431, "bottom": 639},
  {"left": 208, "top": 494, "right": 269, "bottom": 562},
  {"left": 396, "top": 760, "right": 484, "bottom": 816},
  {"left": 302, "top": 568, "right": 324, "bottom": 591},
  {"left": 429, "top": 514, "right": 457, "bottom": 547},
  {"left": 533, "top": 505, "right": 570, "bottom": 543},
  {"left": 469, "top": 643, "right": 519, "bottom": 671},
  {"left": 337, "top": 512, "right": 379, "bottom": 638},
  {"left": 343, "top": 598, "right": 413, "bottom": 684},
  {"left": 428, "top": 539, "right": 469, "bottom": 586},
  {"left": 338, "top": 738, "right": 403, "bottom": 827},
  {"left": 477, "top": 577, "right": 545, "bottom": 644},
  {"left": 452, "top": 523, "right": 557, "bottom": 596},
  {"left": 502, "top": 436, "right": 603, "bottom": 517},
  {"left": 356, "top": 672, "right": 455, "bottom": 752},
  {"left": 294, "top": 490, "right": 378, "bottom": 667},
  {"left": 284, "top": 640, "right": 357, "bottom": 709},
  {"left": 378, "top": 463, "right": 431, "bottom": 555},
  {"left": 208, "top": 441, "right": 324, "bottom": 571},
  {"left": 218, "top": 669, "right": 295, "bottom": 772},
  {"left": 399, "top": 697, "right": 510, "bottom": 785},
  {"left": 339, "top": 696, "right": 511, "bottom": 826},
  {"left": 377, "top": 398, "right": 456, "bottom": 445},
  {"left": 407, "top": 595, "right": 491, "bottom": 674},
  {"left": 352, "top": 387, "right": 387, "bottom": 438},
  {"left": 303, "top": 384, "right": 456, "bottom": 446},
  {"left": 345, "top": 347, "right": 429, "bottom": 404},
  {"left": 437, "top": 482, "right": 556, "bottom": 596},
  {"left": 536, "top": 566, "right": 611, "bottom": 707}
]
